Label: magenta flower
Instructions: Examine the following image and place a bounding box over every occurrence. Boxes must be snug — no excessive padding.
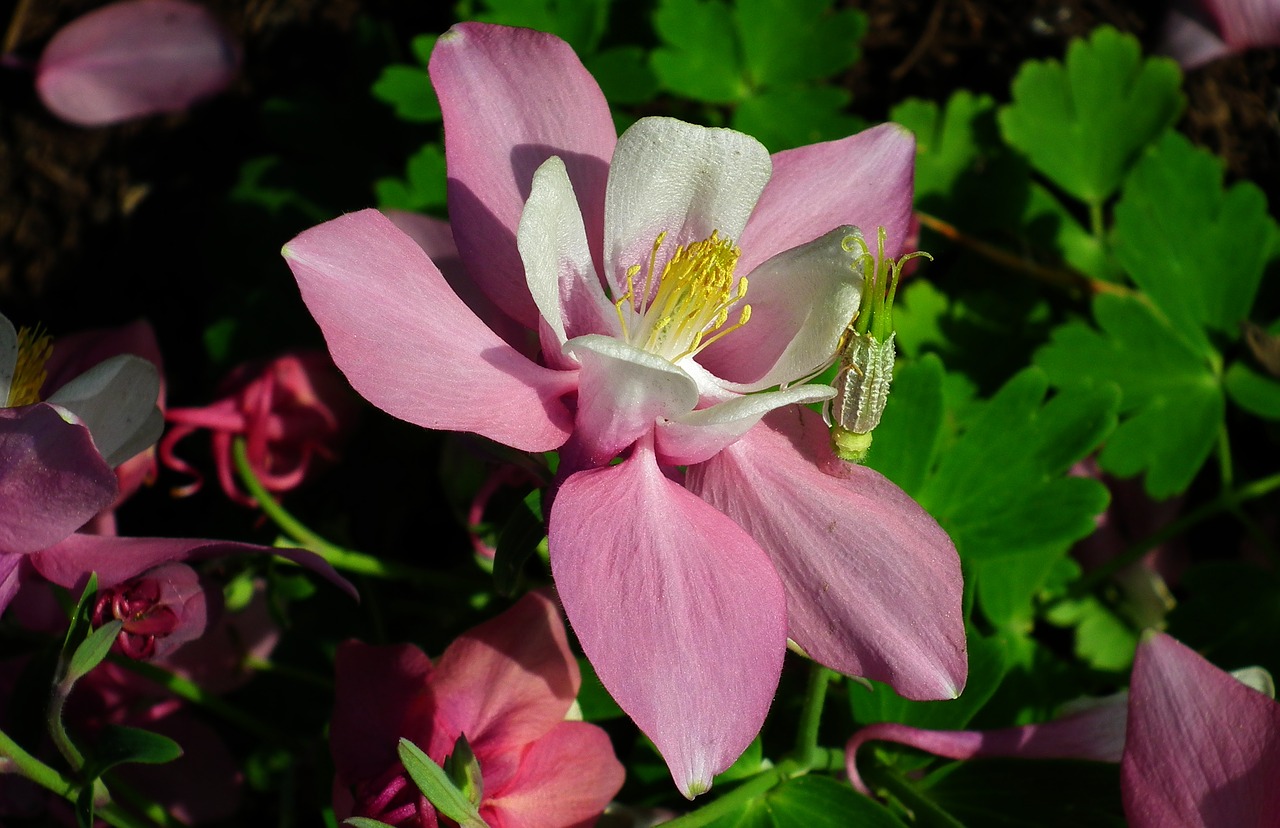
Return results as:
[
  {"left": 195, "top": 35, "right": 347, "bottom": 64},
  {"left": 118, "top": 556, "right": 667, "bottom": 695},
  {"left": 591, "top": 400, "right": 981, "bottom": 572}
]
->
[
  {"left": 330, "top": 591, "right": 624, "bottom": 827},
  {"left": 35, "top": 0, "right": 239, "bottom": 127},
  {"left": 159, "top": 351, "right": 356, "bottom": 506},
  {"left": 1159, "top": 0, "right": 1280, "bottom": 69},
  {"left": 284, "top": 22, "right": 964, "bottom": 796},
  {"left": 846, "top": 632, "right": 1280, "bottom": 826}
]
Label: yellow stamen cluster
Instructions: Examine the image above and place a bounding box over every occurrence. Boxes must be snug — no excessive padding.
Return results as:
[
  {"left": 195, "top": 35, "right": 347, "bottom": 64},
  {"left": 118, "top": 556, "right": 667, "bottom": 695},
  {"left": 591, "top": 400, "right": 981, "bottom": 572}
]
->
[
  {"left": 614, "top": 230, "right": 751, "bottom": 363},
  {"left": 8, "top": 326, "right": 53, "bottom": 407}
]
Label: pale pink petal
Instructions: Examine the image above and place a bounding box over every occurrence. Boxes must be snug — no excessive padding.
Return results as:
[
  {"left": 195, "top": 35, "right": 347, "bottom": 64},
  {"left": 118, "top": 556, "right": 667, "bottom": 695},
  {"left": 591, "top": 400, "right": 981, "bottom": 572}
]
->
[
  {"left": 1160, "top": 3, "right": 1233, "bottom": 68},
  {"left": 36, "top": 0, "right": 239, "bottom": 127},
  {"left": 518, "top": 157, "right": 616, "bottom": 346},
  {"left": 429, "top": 22, "right": 615, "bottom": 328},
  {"left": 140, "top": 562, "right": 209, "bottom": 660},
  {"left": 429, "top": 592, "right": 580, "bottom": 762},
  {"left": 331, "top": 641, "right": 435, "bottom": 783},
  {"left": 283, "top": 209, "right": 578, "bottom": 453},
  {"left": 27, "top": 534, "right": 355, "bottom": 598},
  {"left": 563, "top": 335, "right": 699, "bottom": 468},
  {"left": 1207, "top": 0, "right": 1280, "bottom": 51},
  {"left": 483, "top": 721, "right": 625, "bottom": 828},
  {"left": 604, "top": 117, "right": 771, "bottom": 295},
  {"left": 686, "top": 406, "right": 966, "bottom": 700},
  {"left": 0, "top": 554, "right": 21, "bottom": 617},
  {"left": 845, "top": 697, "right": 1127, "bottom": 794},
  {"left": 699, "top": 226, "right": 866, "bottom": 388},
  {"left": 549, "top": 440, "right": 788, "bottom": 798},
  {"left": 737, "top": 123, "right": 916, "bottom": 274},
  {"left": 1122, "top": 632, "right": 1280, "bottom": 827},
  {"left": 47, "top": 354, "right": 163, "bottom": 467},
  {"left": 654, "top": 384, "right": 834, "bottom": 466},
  {"left": 0, "top": 405, "right": 117, "bottom": 557},
  {"left": 383, "top": 210, "right": 529, "bottom": 351}
]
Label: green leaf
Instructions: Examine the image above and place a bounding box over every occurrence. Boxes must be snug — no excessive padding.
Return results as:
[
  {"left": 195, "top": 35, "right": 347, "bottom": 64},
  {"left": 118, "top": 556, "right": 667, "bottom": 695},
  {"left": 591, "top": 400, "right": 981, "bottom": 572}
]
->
[
  {"left": 892, "top": 91, "right": 1029, "bottom": 234},
  {"left": 734, "top": 0, "right": 866, "bottom": 86},
  {"left": 714, "top": 736, "right": 765, "bottom": 784},
  {"left": 576, "top": 657, "right": 625, "bottom": 721},
  {"left": 1225, "top": 361, "right": 1280, "bottom": 419},
  {"left": 585, "top": 46, "right": 659, "bottom": 104},
  {"left": 1113, "top": 131, "right": 1278, "bottom": 354},
  {"left": 375, "top": 144, "right": 447, "bottom": 212},
  {"left": 371, "top": 63, "right": 441, "bottom": 123},
  {"left": 652, "top": 0, "right": 745, "bottom": 103},
  {"left": 85, "top": 725, "right": 183, "bottom": 775},
  {"left": 1035, "top": 294, "right": 1223, "bottom": 498},
  {"left": 492, "top": 490, "right": 546, "bottom": 597},
  {"left": 61, "top": 572, "right": 100, "bottom": 654},
  {"left": 915, "top": 369, "right": 1117, "bottom": 628},
  {"left": 997, "top": 26, "right": 1183, "bottom": 205},
  {"left": 1022, "top": 182, "right": 1118, "bottom": 281},
  {"left": 864, "top": 354, "right": 945, "bottom": 496},
  {"left": 444, "top": 733, "right": 484, "bottom": 808},
  {"left": 345, "top": 819, "right": 397, "bottom": 828},
  {"left": 731, "top": 86, "right": 864, "bottom": 152},
  {"left": 709, "top": 774, "right": 906, "bottom": 827},
  {"left": 1043, "top": 594, "right": 1138, "bottom": 671},
  {"left": 67, "top": 621, "right": 122, "bottom": 685},
  {"left": 465, "top": 0, "right": 612, "bottom": 53},
  {"left": 398, "top": 738, "right": 487, "bottom": 828}
]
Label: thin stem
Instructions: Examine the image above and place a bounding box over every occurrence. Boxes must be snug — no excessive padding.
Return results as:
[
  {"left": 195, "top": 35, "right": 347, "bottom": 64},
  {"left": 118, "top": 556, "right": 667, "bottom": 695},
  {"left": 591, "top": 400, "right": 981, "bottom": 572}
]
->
[
  {"left": 2, "top": 0, "right": 34, "bottom": 55},
  {"left": 793, "top": 665, "right": 834, "bottom": 768},
  {"left": 659, "top": 762, "right": 799, "bottom": 828},
  {"left": 47, "top": 682, "right": 84, "bottom": 771},
  {"left": 1088, "top": 200, "right": 1105, "bottom": 244},
  {"left": 232, "top": 438, "right": 473, "bottom": 589},
  {"left": 0, "top": 727, "right": 156, "bottom": 828},
  {"left": 1216, "top": 423, "right": 1234, "bottom": 490},
  {"left": 915, "top": 211, "right": 1128, "bottom": 298},
  {"left": 1066, "top": 470, "right": 1280, "bottom": 598},
  {"left": 860, "top": 761, "right": 966, "bottom": 828}
]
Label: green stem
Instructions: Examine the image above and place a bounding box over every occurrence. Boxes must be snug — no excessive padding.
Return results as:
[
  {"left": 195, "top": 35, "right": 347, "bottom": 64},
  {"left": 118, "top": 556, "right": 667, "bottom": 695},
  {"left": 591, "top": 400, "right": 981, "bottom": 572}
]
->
[
  {"left": 659, "top": 762, "right": 799, "bottom": 828},
  {"left": 48, "top": 681, "right": 84, "bottom": 771},
  {"left": 1089, "top": 200, "right": 1105, "bottom": 244},
  {"left": 1067, "top": 470, "right": 1280, "bottom": 598},
  {"left": 793, "top": 665, "right": 834, "bottom": 768},
  {"left": 0, "top": 727, "right": 156, "bottom": 828},
  {"left": 232, "top": 438, "right": 472, "bottom": 588},
  {"left": 1216, "top": 423, "right": 1234, "bottom": 490}
]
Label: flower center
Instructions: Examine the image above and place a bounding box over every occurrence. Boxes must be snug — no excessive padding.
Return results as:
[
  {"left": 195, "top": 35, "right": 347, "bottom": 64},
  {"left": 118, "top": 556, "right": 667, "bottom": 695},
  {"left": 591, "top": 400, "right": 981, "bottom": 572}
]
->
[
  {"left": 350, "top": 765, "right": 433, "bottom": 828},
  {"left": 7, "top": 326, "right": 53, "bottom": 407},
  {"left": 615, "top": 230, "right": 751, "bottom": 363},
  {"left": 91, "top": 578, "right": 181, "bottom": 660}
]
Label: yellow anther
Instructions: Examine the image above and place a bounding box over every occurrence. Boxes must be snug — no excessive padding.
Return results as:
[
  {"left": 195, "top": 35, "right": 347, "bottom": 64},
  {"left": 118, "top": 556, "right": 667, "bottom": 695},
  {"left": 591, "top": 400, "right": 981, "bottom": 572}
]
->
[{"left": 8, "top": 326, "right": 53, "bottom": 407}]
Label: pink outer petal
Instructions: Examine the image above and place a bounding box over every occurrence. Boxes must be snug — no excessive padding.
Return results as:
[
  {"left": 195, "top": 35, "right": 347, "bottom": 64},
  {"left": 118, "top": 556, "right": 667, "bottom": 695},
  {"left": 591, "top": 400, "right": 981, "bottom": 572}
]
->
[
  {"left": 428, "top": 592, "right": 580, "bottom": 773},
  {"left": 685, "top": 406, "right": 966, "bottom": 701},
  {"left": 0, "top": 405, "right": 118, "bottom": 557},
  {"left": 1159, "top": 4, "right": 1232, "bottom": 68},
  {"left": 549, "top": 438, "right": 788, "bottom": 798},
  {"left": 483, "top": 720, "right": 625, "bottom": 828},
  {"left": 331, "top": 641, "right": 435, "bottom": 784},
  {"left": 36, "top": 0, "right": 239, "bottom": 127},
  {"left": 142, "top": 562, "right": 209, "bottom": 660},
  {"left": 429, "top": 22, "right": 616, "bottom": 328},
  {"left": 384, "top": 209, "right": 530, "bottom": 351},
  {"left": 845, "top": 698, "right": 1127, "bottom": 795},
  {"left": 284, "top": 209, "right": 578, "bottom": 453},
  {"left": 1205, "top": 0, "right": 1280, "bottom": 51},
  {"left": 1121, "top": 632, "right": 1280, "bottom": 828},
  {"left": 737, "top": 123, "right": 916, "bottom": 274},
  {"left": 27, "top": 534, "right": 355, "bottom": 598}
]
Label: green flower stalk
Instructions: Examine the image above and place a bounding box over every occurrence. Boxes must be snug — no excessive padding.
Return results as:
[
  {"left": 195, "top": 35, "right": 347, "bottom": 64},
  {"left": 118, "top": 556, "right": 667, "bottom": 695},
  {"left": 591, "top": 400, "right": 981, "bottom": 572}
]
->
[{"left": 829, "top": 227, "right": 931, "bottom": 463}]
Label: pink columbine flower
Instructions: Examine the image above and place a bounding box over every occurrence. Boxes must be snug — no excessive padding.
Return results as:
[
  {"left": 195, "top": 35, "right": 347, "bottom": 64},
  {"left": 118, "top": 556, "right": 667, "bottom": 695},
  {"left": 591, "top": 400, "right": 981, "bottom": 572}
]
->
[
  {"left": 284, "top": 22, "right": 965, "bottom": 797},
  {"left": 330, "top": 591, "right": 624, "bottom": 827},
  {"left": 159, "top": 351, "right": 356, "bottom": 506},
  {"left": 1159, "top": 0, "right": 1280, "bottom": 69},
  {"left": 0, "top": 312, "right": 163, "bottom": 610},
  {"left": 35, "top": 0, "right": 240, "bottom": 127},
  {"left": 846, "top": 631, "right": 1280, "bottom": 826}
]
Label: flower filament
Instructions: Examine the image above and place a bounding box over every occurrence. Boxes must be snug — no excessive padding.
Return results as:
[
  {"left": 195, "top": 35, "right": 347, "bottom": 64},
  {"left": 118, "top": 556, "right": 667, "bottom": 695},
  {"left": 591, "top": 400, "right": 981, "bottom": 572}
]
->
[
  {"left": 614, "top": 230, "right": 751, "bottom": 363},
  {"left": 7, "top": 325, "right": 53, "bottom": 407}
]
